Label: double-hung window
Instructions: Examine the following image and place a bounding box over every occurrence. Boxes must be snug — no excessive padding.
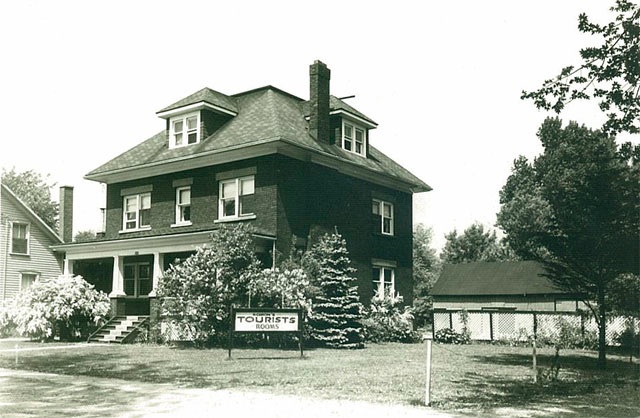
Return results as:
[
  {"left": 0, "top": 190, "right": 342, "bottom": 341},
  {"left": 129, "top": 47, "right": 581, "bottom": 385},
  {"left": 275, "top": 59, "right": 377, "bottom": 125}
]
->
[
  {"left": 219, "top": 176, "right": 255, "bottom": 219},
  {"left": 342, "top": 121, "right": 366, "bottom": 156},
  {"left": 372, "top": 199, "right": 394, "bottom": 235},
  {"left": 123, "top": 193, "right": 151, "bottom": 230},
  {"left": 175, "top": 187, "right": 191, "bottom": 225},
  {"left": 11, "top": 222, "right": 29, "bottom": 254},
  {"left": 372, "top": 265, "right": 395, "bottom": 298},
  {"left": 170, "top": 112, "right": 199, "bottom": 148},
  {"left": 20, "top": 272, "right": 38, "bottom": 291}
]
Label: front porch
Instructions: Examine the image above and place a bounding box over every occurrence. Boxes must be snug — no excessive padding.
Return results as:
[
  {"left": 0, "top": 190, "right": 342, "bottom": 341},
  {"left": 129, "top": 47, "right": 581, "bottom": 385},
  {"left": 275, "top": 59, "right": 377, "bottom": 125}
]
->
[{"left": 53, "top": 230, "right": 276, "bottom": 317}]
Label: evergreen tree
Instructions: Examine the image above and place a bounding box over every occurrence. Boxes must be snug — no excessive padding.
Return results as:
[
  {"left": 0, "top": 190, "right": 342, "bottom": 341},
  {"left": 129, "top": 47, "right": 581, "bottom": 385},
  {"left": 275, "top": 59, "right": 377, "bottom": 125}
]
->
[{"left": 307, "top": 232, "right": 364, "bottom": 349}]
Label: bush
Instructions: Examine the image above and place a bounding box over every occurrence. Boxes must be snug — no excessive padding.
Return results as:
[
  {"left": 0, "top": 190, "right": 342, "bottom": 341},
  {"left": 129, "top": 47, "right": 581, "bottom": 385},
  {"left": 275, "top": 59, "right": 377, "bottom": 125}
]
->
[
  {"left": 9, "top": 275, "right": 110, "bottom": 341},
  {"left": 536, "top": 317, "right": 598, "bottom": 350},
  {"left": 362, "top": 291, "right": 420, "bottom": 343},
  {"left": 434, "top": 328, "right": 471, "bottom": 345},
  {"left": 157, "top": 224, "right": 261, "bottom": 346},
  {"left": 614, "top": 318, "right": 640, "bottom": 350},
  {"left": 0, "top": 306, "right": 18, "bottom": 338}
]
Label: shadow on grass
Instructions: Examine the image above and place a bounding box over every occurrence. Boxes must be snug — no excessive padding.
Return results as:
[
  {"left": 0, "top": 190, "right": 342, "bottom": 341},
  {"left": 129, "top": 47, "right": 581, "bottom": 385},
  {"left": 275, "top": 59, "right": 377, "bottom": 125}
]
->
[{"left": 431, "top": 350, "right": 640, "bottom": 415}]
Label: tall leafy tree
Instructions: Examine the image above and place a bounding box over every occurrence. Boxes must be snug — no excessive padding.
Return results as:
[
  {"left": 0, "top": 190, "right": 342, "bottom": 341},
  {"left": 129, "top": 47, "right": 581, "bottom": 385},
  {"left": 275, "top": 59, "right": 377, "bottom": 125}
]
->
[
  {"left": 307, "top": 232, "right": 364, "bottom": 349},
  {"left": 497, "top": 117, "right": 640, "bottom": 366},
  {"left": 521, "top": 0, "right": 640, "bottom": 135},
  {"left": 440, "top": 223, "right": 514, "bottom": 264},
  {"left": 412, "top": 224, "right": 441, "bottom": 327},
  {"left": 1, "top": 168, "right": 59, "bottom": 230}
]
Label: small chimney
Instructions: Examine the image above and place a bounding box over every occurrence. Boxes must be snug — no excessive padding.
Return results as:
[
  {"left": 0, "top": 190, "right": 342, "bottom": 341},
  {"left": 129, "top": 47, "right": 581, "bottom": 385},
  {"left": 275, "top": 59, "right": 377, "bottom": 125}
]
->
[
  {"left": 309, "top": 60, "right": 331, "bottom": 144},
  {"left": 59, "top": 186, "right": 74, "bottom": 243}
]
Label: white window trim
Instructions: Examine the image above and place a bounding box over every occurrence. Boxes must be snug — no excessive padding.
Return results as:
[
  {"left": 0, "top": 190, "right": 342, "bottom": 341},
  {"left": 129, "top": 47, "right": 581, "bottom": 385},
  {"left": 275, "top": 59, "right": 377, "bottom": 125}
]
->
[
  {"left": 10, "top": 222, "right": 30, "bottom": 256},
  {"left": 217, "top": 176, "right": 255, "bottom": 220},
  {"left": 373, "top": 199, "right": 394, "bottom": 236},
  {"left": 19, "top": 271, "right": 40, "bottom": 291},
  {"left": 169, "top": 111, "right": 200, "bottom": 149},
  {"left": 174, "top": 186, "right": 192, "bottom": 226},
  {"left": 121, "top": 193, "right": 152, "bottom": 233},
  {"left": 372, "top": 264, "right": 396, "bottom": 297},
  {"left": 342, "top": 120, "right": 367, "bottom": 157}
]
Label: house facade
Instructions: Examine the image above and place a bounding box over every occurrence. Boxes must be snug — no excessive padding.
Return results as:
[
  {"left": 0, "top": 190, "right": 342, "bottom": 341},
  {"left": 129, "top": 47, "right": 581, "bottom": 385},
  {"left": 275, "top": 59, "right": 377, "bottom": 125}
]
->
[
  {"left": 431, "top": 261, "right": 586, "bottom": 312},
  {"left": 52, "top": 61, "right": 430, "bottom": 316},
  {"left": 0, "top": 183, "right": 65, "bottom": 305}
]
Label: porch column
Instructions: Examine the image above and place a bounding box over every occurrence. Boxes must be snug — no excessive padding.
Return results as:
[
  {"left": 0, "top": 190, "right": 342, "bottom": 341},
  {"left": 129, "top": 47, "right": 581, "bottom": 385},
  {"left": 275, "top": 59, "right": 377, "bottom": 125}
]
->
[
  {"left": 109, "top": 255, "right": 126, "bottom": 297},
  {"left": 63, "top": 258, "right": 74, "bottom": 276},
  {"left": 148, "top": 252, "right": 164, "bottom": 297}
]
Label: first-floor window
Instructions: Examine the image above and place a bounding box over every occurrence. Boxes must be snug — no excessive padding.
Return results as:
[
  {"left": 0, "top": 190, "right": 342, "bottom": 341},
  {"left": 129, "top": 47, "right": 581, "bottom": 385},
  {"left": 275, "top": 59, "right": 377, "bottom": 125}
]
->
[
  {"left": 372, "top": 199, "right": 394, "bottom": 235},
  {"left": 123, "top": 193, "right": 151, "bottom": 230},
  {"left": 372, "top": 265, "right": 395, "bottom": 297},
  {"left": 175, "top": 186, "right": 191, "bottom": 224},
  {"left": 219, "top": 176, "right": 255, "bottom": 219},
  {"left": 11, "top": 222, "right": 29, "bottom": 254},
  {"left": 124, "top": 262, "right": 151, "bottom": 297},
  {"left": 20, "top": 272, "right": 38, "bottom": 290}
]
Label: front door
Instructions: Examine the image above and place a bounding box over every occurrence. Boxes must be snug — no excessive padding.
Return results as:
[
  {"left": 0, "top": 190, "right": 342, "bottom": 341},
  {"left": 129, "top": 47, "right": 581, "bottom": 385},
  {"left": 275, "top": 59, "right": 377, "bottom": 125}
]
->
[{"left": 123, "top": 261, "right": 151, "bottom": 315}]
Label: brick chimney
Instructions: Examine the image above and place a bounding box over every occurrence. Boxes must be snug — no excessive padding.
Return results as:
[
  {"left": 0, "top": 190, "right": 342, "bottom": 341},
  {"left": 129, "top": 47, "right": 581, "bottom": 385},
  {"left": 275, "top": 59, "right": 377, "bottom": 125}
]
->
[
  {"left": 59, "top": 186, "right": 74, "bottom": 243},
  {"left": 309, "top": 60, "right": 331, "bottom": 144}
]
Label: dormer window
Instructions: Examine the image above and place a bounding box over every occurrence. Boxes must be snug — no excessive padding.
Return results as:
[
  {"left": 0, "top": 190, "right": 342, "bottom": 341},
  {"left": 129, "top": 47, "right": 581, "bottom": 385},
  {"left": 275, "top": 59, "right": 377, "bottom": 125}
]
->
[
  {"left": 342, "top": 120, "right": 366, "bottom": 157},
  {"left": 170, "top": 112, "right": 200, "bottom": 148}
]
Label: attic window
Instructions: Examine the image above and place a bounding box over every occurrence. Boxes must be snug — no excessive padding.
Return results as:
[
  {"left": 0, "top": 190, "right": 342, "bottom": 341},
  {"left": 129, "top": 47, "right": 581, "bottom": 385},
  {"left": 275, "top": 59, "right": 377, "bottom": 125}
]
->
[
  {"left": 170, "top": 112, "right": 200, "bottom": 148},
  {"left": 342, "top": 120, "right": 366, "bottom": 157}
]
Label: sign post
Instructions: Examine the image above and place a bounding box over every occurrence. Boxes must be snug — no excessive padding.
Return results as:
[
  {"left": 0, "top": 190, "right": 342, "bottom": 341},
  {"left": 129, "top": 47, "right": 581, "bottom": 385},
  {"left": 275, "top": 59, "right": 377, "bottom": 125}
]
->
[
  {"left": 425, "top": 334, "right": 433, "bottom": 406},
  {"left": 229, "top": 307, "right": 304, "bottom": 358}
]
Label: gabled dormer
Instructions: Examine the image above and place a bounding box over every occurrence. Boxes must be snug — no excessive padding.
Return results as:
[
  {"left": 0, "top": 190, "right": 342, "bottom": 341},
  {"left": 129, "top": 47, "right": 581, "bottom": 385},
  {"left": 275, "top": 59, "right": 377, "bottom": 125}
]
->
[
  {"left": 308, "top": 61, "right": 377, "bottom": 158},
  {"left": 156, "top": 87, "right": 238, "bottom": 149}
]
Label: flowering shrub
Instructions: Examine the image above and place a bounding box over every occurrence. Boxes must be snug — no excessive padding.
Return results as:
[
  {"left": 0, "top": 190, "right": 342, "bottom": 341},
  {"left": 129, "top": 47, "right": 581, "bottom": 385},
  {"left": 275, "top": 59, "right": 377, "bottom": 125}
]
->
[
  {"left": 157, "top": 224, "right": 261, "bottom": 345},
  {"left": 362, "top": 291, "right": 420, "bottom": 343},
  {"left": 9, "top": 275, "right": 110, "bottom": 341},
  {"left": 245, "top": 267, "right": 311, "bottom": 310},
  {"left": 434, "top": 328, "right": 471, "bottom": 344},
  {"left": 0, "top": 306, "right": 18, "bottom": 338}
]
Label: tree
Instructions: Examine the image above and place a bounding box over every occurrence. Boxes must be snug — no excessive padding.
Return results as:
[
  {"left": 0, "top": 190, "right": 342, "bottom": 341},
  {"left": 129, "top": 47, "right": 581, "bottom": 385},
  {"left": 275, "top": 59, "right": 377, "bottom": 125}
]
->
[
  {"left": 521, "top": 0, "right": 640, "bottom": 135},
  {"left": 497, "top": 117, "right": 640, "bottom": 366},
  {"left": 74, "top": 230, "right": 97, "bottom": 242},
  {"left": 412, "top": 224, "right": 441, "bottom": 327},
  {"left": 440, "top": 223, "right": 515, "bottom": 264},
  {"left": 307, "top": 232, "right": 364, "bottom": 349},
  {"left": 157, "top": 224, "right": 261, "bottom": 345},
  {"left": 1, "top": 168, "right": 59, "bottom": 230}
]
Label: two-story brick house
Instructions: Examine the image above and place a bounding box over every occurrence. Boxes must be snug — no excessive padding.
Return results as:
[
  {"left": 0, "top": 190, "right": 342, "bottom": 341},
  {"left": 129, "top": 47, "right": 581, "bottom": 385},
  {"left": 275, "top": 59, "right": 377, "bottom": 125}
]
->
[{"left": 53, "top": 61, "right": 430, "bottom": 316}]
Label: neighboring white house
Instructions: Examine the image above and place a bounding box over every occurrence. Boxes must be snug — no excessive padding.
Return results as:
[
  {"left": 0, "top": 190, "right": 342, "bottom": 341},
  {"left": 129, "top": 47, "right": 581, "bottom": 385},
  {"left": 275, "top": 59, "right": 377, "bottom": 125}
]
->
[{"left": 0, "top": 183, "right": 65, "bottom": 304}]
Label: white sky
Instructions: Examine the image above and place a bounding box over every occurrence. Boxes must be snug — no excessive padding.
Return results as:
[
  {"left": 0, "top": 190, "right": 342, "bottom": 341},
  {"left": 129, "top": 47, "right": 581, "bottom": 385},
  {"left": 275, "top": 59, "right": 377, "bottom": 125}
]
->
[{"left": 1, "top": 0, "right": 634, "bottom": 250}]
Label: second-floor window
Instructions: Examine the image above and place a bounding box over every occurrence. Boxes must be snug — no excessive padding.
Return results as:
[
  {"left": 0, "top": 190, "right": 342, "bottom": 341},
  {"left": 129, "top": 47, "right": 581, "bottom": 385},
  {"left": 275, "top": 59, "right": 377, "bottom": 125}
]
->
[
  {"left": 123, "top": 193, "right": 151, "bottom": 230},
  {"left": 175, "top": 187, "right": 191, "bottom": 225},
  {"left": 342, "top": 121, "right": 366, "bottom": 156},
  {"left": 372, "top": 199, "right": 394, "bottom": 235},
  {"left": 11, "top": 222, "right": 29, "bottom": 254},
  {"left": 170, "top": 112, "right": 199, "bottom": 148},
  {"left": 219, "top": 176, "right": 255, "bottom": 219}
]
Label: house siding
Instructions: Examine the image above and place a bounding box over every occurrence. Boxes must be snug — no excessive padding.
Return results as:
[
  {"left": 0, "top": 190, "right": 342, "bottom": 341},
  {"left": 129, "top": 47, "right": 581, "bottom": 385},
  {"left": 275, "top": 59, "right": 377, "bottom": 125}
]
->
[
  {"left": 0, "top": 192, "right": 63, "bottom": 303},
  {"left": 433, "top": 296, "right": 585, "bottom": 312},
  {"left": 103, "top": 156, "right": 278, "bottom": 240},
  {"left": 274, "top": 155, "right": 414, "bottom": 304}
]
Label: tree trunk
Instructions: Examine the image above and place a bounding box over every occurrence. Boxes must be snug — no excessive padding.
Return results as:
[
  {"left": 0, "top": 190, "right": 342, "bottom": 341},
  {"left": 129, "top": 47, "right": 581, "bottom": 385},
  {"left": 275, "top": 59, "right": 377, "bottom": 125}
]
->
[{"left": 597, "top": 288, "right": 607, "bottom": 368}]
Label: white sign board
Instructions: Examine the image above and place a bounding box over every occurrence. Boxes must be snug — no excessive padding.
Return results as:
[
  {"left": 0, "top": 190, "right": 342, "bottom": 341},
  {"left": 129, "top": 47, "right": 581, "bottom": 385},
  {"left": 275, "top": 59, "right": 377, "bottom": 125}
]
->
[{"left": 234, "top": 311, "right": 300, "bottom": 332}]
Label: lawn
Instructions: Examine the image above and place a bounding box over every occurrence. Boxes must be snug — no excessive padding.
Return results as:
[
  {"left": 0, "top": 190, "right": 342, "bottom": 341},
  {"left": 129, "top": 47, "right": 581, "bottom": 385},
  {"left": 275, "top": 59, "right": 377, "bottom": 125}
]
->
[{"left": 1, "top": 340, "right": 638, "bottom": 416}]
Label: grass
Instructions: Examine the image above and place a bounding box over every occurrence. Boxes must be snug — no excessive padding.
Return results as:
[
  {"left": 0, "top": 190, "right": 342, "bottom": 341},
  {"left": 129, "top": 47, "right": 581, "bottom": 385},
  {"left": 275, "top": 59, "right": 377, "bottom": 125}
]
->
[{"left": 1, "top": 339, "right": 638, "bottom": 416}]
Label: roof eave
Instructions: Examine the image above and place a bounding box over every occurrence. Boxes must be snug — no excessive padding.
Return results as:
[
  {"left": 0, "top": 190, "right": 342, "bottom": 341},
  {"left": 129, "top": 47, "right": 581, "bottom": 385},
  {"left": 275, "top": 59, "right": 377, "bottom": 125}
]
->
[{"left": 156, "top": 101, "right": 238, "bottom": 118}]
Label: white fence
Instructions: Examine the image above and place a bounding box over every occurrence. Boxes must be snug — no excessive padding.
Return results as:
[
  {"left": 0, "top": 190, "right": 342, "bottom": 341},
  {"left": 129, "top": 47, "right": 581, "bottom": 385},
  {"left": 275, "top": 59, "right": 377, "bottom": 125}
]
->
[{"left": 433, "top": 309, "right": 639, "bottom": 346}]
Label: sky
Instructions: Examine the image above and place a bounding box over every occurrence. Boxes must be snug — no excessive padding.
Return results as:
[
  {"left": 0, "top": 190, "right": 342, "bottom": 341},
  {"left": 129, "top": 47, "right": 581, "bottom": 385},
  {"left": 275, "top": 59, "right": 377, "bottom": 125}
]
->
[{"left": 0, "top": 0, "right": 633, "bottom": 251}]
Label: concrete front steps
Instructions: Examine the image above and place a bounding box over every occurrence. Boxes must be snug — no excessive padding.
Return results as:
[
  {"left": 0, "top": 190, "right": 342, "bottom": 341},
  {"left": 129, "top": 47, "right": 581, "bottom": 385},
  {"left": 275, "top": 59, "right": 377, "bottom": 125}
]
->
[{"left": 88, "top": 316, "right": 149, "bottom": 344}]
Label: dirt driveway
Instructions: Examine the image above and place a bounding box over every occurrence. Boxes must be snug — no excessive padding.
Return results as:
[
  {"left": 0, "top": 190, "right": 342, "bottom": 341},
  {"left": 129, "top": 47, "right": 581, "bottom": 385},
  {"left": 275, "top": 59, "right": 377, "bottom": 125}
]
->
[{"left": 0, "top": 368, "right": 457, "bottom": 418}]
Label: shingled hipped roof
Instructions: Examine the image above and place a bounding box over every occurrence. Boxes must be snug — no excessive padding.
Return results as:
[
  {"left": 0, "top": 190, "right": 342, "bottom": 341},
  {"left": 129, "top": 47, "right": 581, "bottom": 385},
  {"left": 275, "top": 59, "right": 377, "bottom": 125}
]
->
[
  {"left": 86, "top": 85, "right": 430, "bottom": 193},
  {"left": 431, "top": 261, "right": 568, "bottom": 296}
]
